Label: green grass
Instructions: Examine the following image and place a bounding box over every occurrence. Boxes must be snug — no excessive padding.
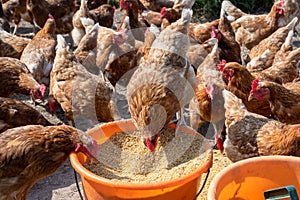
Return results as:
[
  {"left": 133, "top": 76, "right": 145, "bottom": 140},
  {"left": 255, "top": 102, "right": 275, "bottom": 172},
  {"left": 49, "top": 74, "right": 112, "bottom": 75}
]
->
[
  {"left": 193, "top": 0, "right": 274, "bottom": 21},
  {"left": 109, "top": 0, "right": 120, "bottom": 7},
  {"left": 108, "top": 0, "right": 273, "bottom": 21}
]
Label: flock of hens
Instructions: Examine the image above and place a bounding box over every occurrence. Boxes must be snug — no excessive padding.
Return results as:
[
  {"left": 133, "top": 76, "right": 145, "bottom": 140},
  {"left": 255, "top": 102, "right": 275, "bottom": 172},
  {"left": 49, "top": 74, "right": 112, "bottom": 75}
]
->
[{"left": 0, "top": 0, "right": 300, "bottom": 198}]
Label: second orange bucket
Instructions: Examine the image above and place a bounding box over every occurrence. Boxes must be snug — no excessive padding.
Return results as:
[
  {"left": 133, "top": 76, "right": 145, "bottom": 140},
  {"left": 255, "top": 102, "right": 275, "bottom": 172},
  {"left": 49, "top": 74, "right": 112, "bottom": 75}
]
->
[{"left": 208, "top": 155, "right": 300, "bottom": 200}]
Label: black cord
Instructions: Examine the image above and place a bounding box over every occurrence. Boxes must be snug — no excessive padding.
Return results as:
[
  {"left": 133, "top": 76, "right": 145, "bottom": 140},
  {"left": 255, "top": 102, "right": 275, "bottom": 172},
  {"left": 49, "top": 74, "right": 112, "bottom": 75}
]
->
[
  {"left": 194, "top": 168, "right": 211, "bottom": 200},
  {"left": 74, "top": 168, "right": 84, "bottom": 200}
]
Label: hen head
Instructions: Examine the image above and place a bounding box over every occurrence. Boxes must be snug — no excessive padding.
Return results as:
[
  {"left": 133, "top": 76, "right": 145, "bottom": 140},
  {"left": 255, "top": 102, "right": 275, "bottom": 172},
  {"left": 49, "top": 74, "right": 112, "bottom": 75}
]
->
[
  {"left": 143, "top": 133, "right": 161, "bottom": 153},
  {"left": 160, "top": 7, "right": 172, "bottom": 20},
  {"left": 74, "top": 129, "right": 99, "bottom": 161},
  {"left": 30, "top": 84, "right": 46, "bottom": 102},
  {"left": 205, "top": 81, "right": 215, "bottom": 99},
  {"left": 218, "top": 59, "right": 227, "bottom": 73},
  {"left": 222, "top": 65, "right": 235, "bottom": 81},
  {"left": 205, "top": 81, "right": 224, "bottom": 100},
  {"left": 112, "top": 29, "right": 125, "bottom": 45},
  {"left": 134, "top": 103, "right": 167, "bottom": 152},
  {"left": 48, "top": 96, "right": 59, "bottom": 115},
  {"left": 248, "top": 79, "right": 270, "bottom": 101},
  {"left": 275, "top": 0, "right": 285, "bottom": 15},
  {"left": 112, "top": 6, "right": 116, "bottom": 15},
  {"left": 211, "top": 26, "right": 222, "bottom": 41},
  {"left": 74, "top": 142, "right": 98, "bottom": 161},
  {"left": 48, "top": 13, "right": 54, "bottom": 19},
  {"left": 120, "top": 0, "right": 133, "bottom": 11},
  {"left": 215, "top": 132, "right": 224, "bottom": 152},
  {"left": 42, "top": 14, "right": 56, "bottom": 34}
]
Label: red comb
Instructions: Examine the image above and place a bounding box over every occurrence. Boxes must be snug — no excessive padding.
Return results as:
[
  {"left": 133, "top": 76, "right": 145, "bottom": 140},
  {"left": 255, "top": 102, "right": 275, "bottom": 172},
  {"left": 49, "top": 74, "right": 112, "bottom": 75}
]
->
[
  {"left": 250, "top": 79, "right": 260, "bottom": 94},
  {"left": 145, "top": 138, "right": 155, "bottom": 152},
  {"left": 211, "top": 26, "right": 217, "bottom": 38},
  {"left": 218, "top": 60, "right": 226, "bottom": 72},
  {"left": 48, "top": 14, "right": 54, "bottom": 19},
  {"left": 39, "top": 84, "right": 46, "bottom": 94},
  {"left": 160, "top": 7, "right": 166, "bottom": 16},
  {"left": 275, "top": 0, "right": 285, "bottom": 15},
  {"left": 118, "top": 28, "right": 125, "bottom": 37},
  {"left": 298, "top": 127, "right": 300, "bottom": 132},
  {"left": 280, "top": 0, "right": 284, "bottom": 6},
  {"left": 120, "top": 0, "right": 125, "bottom": 8}
]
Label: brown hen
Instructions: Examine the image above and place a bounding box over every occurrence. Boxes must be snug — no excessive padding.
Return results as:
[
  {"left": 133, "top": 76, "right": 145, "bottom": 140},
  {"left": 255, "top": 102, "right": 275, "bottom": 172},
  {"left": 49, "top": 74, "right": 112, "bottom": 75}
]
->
[
  {"left": 138, "top": 0, "right": 174, "bottom": 12},
  {"left": 252, "top": 47, "right": 300, "bottom": 84},
  {"left": 127, "top": 8, "right": 196, "bottom": 152},
  {"left": 186, "top": 38, "right": 217, "bottom": 70},
  {"left": 71, "top": 0, "right": 90, "bottom": 47},
  {"left": 277, "top": 0, "right": 300, "bottom": 30},
  {"left": 0, "top": 97, "right": 51, "bottom": 133},
  {"left": 248, "top": 17, "right": 298, "bottom": 70},
  {"left": 119, "top": 0, "right": 147, "bottom": 41},
  {"left": 49, "top": 35, "right": 121, "bottom": 130},
  {"left": 0, "top": 2, "right": 9, "bottom": 32},
  {"left": 189, "top": 41, "right": 226, "bottom": 150},
  {"left": 89, "top": 4, "right": 115, "bottom": 28},
  {"left": 26, "top": 0, "right": 78, "bottom": 34},
  {"left": 20, "top": 15, "right": 57, "bottom": 85},
  {"left": 74, "top": 22, "right": 99, "bottom": 74},
  {"left": 188, "top": 19, "right": 220, "bottom": 44},
  {"left": 223, "top": 89, "right": 300, "bottom": 162},
  {"left": 231, "top": 0, "right": 285, "bottom": 49},
  {"left": 2, "top": 0, "right": 34, "bottom": 34},
  {"left": 0, "top": 27, "right": 31, "bottom": 59},
  {"left": 160, "top": 0, "right": 195, "bottom": 29},
  {"left": 249, "top": 79, "right": 300, "bottom": 124},
  {"left": 0, "top": 57, "right": 45, "bottom": 102},
  {"left": 0, "top": 125, "right": 98, "bottom": 200},
  {"left": 211, "top": 5, "right": 241, "bottom": 63},
  {"left": 221, "top": 62, "right": 272, "bottom": 117}
]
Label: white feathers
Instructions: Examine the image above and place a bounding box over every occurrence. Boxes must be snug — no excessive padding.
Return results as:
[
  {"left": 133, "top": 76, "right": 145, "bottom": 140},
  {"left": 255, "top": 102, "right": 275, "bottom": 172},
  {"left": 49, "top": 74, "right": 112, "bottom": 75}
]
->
[
  {"left": 80, "top": 17, "right": 95, "bottom": 32},
  {"left": 286, "top": 17, "right": 298, "bottom": 30},
  {"left": 149, "top": 24, "right": 160, "bottom": 37},
  {"left": 222, "top": 89, "right": 245, "bottom": 112},
  {"left": 181, "top": 8, "right": 193, "bottom": 23},
  {"left": 56, "top": 35, "right": 67, "bottom": 51}
]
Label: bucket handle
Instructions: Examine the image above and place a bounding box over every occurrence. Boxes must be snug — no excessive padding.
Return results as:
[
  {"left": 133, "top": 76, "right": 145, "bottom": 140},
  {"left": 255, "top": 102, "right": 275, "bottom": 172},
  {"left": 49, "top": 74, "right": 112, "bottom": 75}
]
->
[{"left": 194, "top": 168, "right": 211, "bottom": 200}]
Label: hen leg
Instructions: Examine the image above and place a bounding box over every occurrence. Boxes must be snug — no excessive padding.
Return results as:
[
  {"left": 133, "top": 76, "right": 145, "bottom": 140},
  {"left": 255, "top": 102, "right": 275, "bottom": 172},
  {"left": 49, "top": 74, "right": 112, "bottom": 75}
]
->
[
  {"left": 12, "top": 24, "right": 18, "bottom": 35},
  {"left": 169, "top": 108, "right": 187, "bottom": 129},
  {"left": 30, "top": 95, "right": 37, "bottom": 106},
  {"left": 212, "top": 120, "right": 226, "bottom": 150}
]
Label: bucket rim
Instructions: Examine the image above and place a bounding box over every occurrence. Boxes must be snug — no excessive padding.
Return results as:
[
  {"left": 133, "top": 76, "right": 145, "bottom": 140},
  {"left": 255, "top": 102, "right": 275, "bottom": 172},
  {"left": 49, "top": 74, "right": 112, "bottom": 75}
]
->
[{"left": 70, "top": 119, "right": 213, "bottom": 190}]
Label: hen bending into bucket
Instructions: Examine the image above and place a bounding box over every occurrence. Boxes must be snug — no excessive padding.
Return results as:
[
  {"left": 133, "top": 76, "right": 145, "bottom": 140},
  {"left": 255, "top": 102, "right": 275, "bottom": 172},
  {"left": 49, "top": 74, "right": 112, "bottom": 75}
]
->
[
  {"left": 127, "top": 8, "right": 197, "bottom": 152},
  {"left": 0, "top": 125, "right": 98, "bottom": 200}
]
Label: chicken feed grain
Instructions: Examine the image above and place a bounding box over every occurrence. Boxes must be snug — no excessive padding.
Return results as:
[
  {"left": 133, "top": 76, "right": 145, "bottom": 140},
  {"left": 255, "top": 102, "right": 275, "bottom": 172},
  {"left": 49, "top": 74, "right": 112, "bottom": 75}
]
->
[{"left": 84, "top": 127, "right": 211, "bottom": 183}]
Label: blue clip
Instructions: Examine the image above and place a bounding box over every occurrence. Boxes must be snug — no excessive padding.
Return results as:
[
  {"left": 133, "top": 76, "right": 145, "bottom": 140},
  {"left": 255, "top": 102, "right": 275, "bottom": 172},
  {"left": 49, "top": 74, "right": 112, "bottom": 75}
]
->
[{"left": 264, "top": 185, "right": 299, "bottom": 200}]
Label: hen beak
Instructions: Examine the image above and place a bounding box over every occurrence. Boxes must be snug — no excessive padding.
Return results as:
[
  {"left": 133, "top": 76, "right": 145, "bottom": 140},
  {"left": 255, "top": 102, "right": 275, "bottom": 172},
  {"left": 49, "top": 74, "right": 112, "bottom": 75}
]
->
[
  {"left": 143, "top": 134, "right": 160, "bottom": 153},
  {"left": 75, "top": 143, "right": 98, "bottom": 162},
  {"left": 248, "top": 93, "right": 255, "bottom": 101}
]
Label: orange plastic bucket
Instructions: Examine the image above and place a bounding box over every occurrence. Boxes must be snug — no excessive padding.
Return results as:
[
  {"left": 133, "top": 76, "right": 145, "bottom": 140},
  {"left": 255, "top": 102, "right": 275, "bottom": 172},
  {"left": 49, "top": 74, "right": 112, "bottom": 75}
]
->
[
  {"left": 70, "top": 119, "right": 213, "bottom": 200},
  {"left": 207, "top": 155, "right": 300, "bottom": 200}
]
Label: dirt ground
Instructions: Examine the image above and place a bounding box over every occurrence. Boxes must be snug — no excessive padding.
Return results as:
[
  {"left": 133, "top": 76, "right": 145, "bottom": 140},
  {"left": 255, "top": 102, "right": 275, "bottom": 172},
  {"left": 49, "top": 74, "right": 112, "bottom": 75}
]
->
[{"left": 11, "top": 9, "right": 300, "bottom": 200}]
